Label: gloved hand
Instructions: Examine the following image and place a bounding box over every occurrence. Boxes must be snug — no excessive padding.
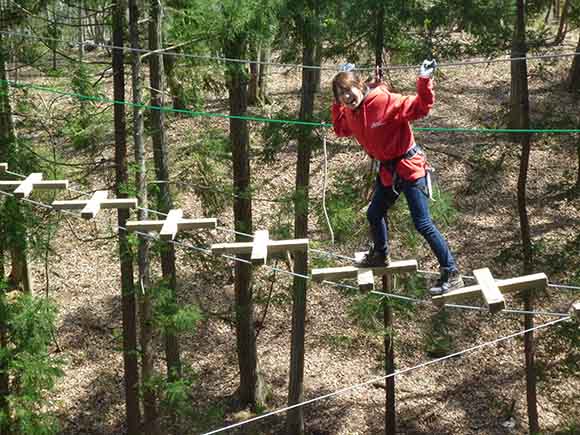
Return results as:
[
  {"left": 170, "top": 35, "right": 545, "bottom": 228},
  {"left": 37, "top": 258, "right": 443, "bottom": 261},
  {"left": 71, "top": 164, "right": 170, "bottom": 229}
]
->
[
  {"left": 419, "top": 59, "right": 437, "bottom": 78},
  {"left": 339, "top": 63, "right": 356, "bottom": 72}
]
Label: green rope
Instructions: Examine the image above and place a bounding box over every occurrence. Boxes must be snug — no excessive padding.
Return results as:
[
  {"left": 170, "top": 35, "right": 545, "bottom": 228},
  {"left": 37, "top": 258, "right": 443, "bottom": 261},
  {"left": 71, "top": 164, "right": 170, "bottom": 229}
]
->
[{"left": 3, "top": 79, "right": 580, "bottom": 134}]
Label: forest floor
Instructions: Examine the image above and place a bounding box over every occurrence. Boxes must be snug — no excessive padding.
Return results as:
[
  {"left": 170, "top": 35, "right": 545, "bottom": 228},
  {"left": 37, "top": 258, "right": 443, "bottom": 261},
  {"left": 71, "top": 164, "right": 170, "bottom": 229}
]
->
[{"left": 11, "top": 32, "right": 580, "bottom": 435}]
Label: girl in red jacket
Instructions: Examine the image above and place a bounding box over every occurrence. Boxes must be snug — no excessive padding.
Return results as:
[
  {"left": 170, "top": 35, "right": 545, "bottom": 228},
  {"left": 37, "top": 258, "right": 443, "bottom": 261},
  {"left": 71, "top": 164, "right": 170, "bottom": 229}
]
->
[{"left": 331, "top": 60, "right": 463, "bottom": 295}]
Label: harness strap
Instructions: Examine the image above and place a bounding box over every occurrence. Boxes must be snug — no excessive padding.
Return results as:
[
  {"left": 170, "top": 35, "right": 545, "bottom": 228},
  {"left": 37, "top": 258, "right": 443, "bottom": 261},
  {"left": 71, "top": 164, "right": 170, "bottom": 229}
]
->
[{"left": 379, "top": 144, "right": 423, "bottom": 195}]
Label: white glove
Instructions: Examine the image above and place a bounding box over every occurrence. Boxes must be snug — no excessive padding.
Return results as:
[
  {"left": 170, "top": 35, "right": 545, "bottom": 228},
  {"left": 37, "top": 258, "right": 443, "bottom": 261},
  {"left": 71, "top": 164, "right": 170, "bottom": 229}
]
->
[
  {"left": 419, "top": 59, "right": 437, "bottom": 78},
  {"left": 339, "top": 63, "right": 356, "bottom": 72}
]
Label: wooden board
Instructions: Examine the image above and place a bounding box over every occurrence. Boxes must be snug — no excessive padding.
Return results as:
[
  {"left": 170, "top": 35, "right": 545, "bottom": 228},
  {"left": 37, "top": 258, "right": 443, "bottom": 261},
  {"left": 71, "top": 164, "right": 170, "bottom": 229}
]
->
[
  {"left": 33, "top": 180, "right": 69, "bottom": 190},
  {"left": 473, "top": 268, "right": 506, "bottom": 314},
  {"left": 251, "top": 230, "right": 269, "bottom": 265},
  {"left": 355, "top": 253, "right": 375, "bottom": 292},
  {"left": 311, "top": 259, "right": 418, "bottom": 282},
  {"left": 125, "top": 219, "right": 164, "bottom": 232},
  {"left": 81, "top": 191, "right": 108, "bottom": 219},
  {"left": 52, "top": 199, "right": 88, "bottom": 210},
  {"left": 0, "top": 180, "right": 24, "bottom": 189},
  {"left": 432, "top": 273, "right": 548, "bottom": 305},
  {"left": 572, "top": 303, "right": 580, "bottom": 322},
  {"left": 13, "top": 173, "right": 42, "bottom": 198},
  {"left": 178, "top": 218, "right": 218, "bottom": 231},
  {"left": 211, "top": 238, "right": 308, "bottom": 256},
  {"left": 100, "top": 199, "right": 138, "bottom": 209},
  {"left": 160, "top": 209, "right": 183, "bottom": 240},
  {"left": 0, "top": 163, "right": 8, "bottom": 173},
  {"left": 126, "top": 217, "right": 218, "bottom": 233}
]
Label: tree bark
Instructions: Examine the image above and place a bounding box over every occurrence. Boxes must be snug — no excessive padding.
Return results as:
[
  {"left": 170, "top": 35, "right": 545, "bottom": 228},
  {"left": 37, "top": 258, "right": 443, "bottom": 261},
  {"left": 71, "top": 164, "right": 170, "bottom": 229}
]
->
[
  {"left": 510, "top": 1, "right": 539, "bottom": 433},
  {"left": 149, "top": 0, "right": 182, "bottom": 382},
  {"left": 554, "top": 0, "right": 570, "bottom": 44},
  {"left": 568, "top": 32, "right": 580, "bottom": 93},
  {"left": 375, "top": 5, "right": 385, "bottom": 82},
  {"left": 248, "top": 41, "right": 260, "bottom": 106},
  {"left": 225, "top": 31, "right": 265, "bottom": 409},
  {"left": 383, "top": 275, "right": 396, "bottom": 435},
  {"left": 129, "top": 0, "right": 158, "bottom": 433},
  {"left": 0, "top": 33, "right": 32, "bottom": 295},
  {"left": 258, "top": 44, "right": 271, "bottom": 103},
  {"left": 286, "top": 3, "right": 317, "bottom": 432},
  {"left": 164, "top": 51, "right": 186, "bottom": 110},
  {"left": 112, "top": 1, "right": 141, "bottom": 433}
]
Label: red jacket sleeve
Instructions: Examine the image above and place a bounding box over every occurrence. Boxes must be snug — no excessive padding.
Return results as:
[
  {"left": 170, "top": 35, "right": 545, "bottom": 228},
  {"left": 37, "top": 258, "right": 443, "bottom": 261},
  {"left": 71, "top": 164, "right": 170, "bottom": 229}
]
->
[
  {"left": 379, "top": 77, "right": 434, "bottom": 123},
  {"left": 331, "top": 103, "right": 353, "bottom": 137}
]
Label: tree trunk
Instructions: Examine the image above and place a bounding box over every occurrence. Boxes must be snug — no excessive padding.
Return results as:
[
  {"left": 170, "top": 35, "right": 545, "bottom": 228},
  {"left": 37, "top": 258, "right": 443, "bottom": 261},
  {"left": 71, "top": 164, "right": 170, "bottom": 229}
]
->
[
  {"left": 112, "top": 1, "right": 141, "bottom": 433},
  {"left": 568, "top": 32, "right": 580, "bottom": 93},
  {"left": 164, "top": 51, "right": 186, "bottom": 110},
  {"left": 129, "top": 0, "right": 158, "bottom": 433},
  {"left": 248, "top": 42, "right": 260, "bottom": 106},
  {"left": 0, "top": 233, "right": 9, "bottom": 435},
  {"left": 149, "top": 0, "right": 182, "bottom": 382},
  {"left": 576, "top": 140, "right": 580, "bottom": 193},
  {"left": 258, "top": 44, "right": 271, "bottom": 103},
  {"left": 286, "top": 4, "right": 317, "bottom": 432},
  {"left": 383, "top": 275, "right": 396, "bottom": 435},
  {"left": 554, "top": 0, "right": 570, "bottom": 44},
  {"left": 0, "top": 33, "right": 32, "bottom": 295},
  {"left": 225, "top": 32, "right": 264, "bottom": 409},
  {"left": 375, "top": 5, "right": 385, "bottom": 82},
  {"left": 510, "top": 1, "right": 539, "bottom": 433}
]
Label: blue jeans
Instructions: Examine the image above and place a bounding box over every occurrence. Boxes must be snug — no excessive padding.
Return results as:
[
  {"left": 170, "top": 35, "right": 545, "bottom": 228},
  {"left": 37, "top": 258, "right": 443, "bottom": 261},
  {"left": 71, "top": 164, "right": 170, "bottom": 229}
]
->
[{"left": 367, "top": 175, "right": 458, "bottom": 272}]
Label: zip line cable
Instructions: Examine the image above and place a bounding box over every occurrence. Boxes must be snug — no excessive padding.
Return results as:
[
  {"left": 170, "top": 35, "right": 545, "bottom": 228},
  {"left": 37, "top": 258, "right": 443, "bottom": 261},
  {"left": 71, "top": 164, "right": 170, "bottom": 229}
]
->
[
  {"left": 2, "top": 29, "right": 580, "bottom": 72},
  {"left": 200, "top": 316, "right": 570, "bottom": 435},
  {"left": 3, "top": 78, "right": 580, "bottom": 134}
]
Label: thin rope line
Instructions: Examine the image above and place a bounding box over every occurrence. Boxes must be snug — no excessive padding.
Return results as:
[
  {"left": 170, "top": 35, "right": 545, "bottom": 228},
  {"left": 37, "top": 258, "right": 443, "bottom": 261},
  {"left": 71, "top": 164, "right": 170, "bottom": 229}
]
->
[
  {"left": 2, "top": 30, "right": 580, "bottom": 72},
  {"left": 200, "top": 316, "right": 569, "bottom": 435},
  {"left": 321, "top": 126, "right": 334, "bottom": 244},
  {"left": 370, "top": 290, "right": 569, "bottom": 317},
  {"left": 548, "top": 283, "right": 580, "bottom": 291},
  {"left": 3, "top": 79, "right": 580, "bottom": 133}
]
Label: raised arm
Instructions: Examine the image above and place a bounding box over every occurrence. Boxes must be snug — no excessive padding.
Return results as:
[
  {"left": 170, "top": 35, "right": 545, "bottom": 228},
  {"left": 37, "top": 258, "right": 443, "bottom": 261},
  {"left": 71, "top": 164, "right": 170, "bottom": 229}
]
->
[{"left": 378, "top": 59, "right": 436, "bottom": 123}]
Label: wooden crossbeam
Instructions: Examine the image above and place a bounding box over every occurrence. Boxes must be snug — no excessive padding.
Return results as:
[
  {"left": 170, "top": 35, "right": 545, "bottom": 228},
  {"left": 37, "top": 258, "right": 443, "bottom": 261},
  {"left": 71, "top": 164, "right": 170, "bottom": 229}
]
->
[
  {"left": 432, "top": 273, "right": 548, "bottom": 306},
  {"left": 81, "top": 191, "right": 108, "bottom": 219},
  {"left": 473, "top": 268, "right": 506, "bottom": 314},
  {"left": 160, "top": 209, "right": 183, "bottom": 240},
  {"left": 251, "top": 230, "right": 269, "bottom": 265},
  {"left": 126, "top": 210, "right": 217, "bottom": 240},
  {"left": 355, "top": 253, "right": 375, "bottom": 292},
  {"left": 311, "top": 259, "right": 418, "bottom": 282},
  {"left": 14, "top": 173, "right": 43, "bottom": 198},
  {"left": 572, "top": 303, "right": 580, "bottom": 322},
  {"left": 52, "top": 193, "right": 137, "bottom": 219},
  {"left": 0, "top": 163, "right": 7, "bottom": 173},
  {"left": 210, "top": 237, "right": 308, "bottom": 264},
  {"left": 0, "top": 174, "right": 69, "bottom": 198}
]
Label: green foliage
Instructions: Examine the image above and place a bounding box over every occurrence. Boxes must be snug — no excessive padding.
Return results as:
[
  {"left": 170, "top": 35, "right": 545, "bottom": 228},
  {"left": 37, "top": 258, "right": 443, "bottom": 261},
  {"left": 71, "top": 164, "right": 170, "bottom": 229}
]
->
[
  {"left": 464, "top": 143, "right": 511, "bottom": 194},
  {"left": 61, "top": 105, "right": 111, "bottom": 153},
  {"left": 259, "top": 107, "right": 302, "bottom": 162},
  {"left": 0, "top": 291, "right": 63, "bottom": 435},
  {"left": 148, "top": 364, "right": 198, "bottom": 418},
  {"left": 316, "top": 166, "right": 367, "bottom": 243},
  {"left": 424, "top": 308, "right": 454, "bottom": 357},
  {"left": 348, "top": 293, "right": 385, "bottom": 333},
  {"left": 152, "top": 282, "right": 203, "bottom": 335},
  {"left": 177, "top": 128, "right": 231, "bottom": 216}
]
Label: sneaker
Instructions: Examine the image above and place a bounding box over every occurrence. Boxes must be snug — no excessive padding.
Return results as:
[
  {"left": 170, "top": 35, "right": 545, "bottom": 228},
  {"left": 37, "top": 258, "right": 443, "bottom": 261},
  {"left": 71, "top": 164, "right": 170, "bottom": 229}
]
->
[
  {"left": 354, "top": 247, "right": 391, "bottom": 268},
  {"left": 429, "top": 269, "right": 464, "bottom": 296}
]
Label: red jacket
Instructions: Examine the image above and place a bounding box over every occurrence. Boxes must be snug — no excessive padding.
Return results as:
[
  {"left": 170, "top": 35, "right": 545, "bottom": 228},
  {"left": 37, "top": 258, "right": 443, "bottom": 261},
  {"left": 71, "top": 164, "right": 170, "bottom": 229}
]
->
[{"left": 331, "top": 77, "right": 434, "bottom": 187}]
